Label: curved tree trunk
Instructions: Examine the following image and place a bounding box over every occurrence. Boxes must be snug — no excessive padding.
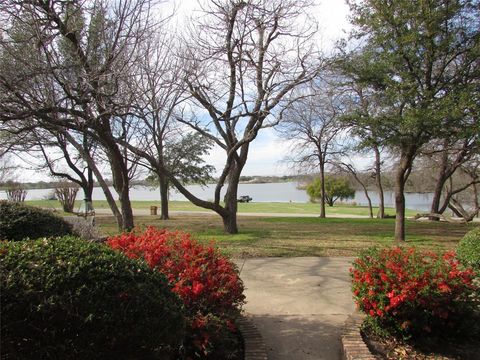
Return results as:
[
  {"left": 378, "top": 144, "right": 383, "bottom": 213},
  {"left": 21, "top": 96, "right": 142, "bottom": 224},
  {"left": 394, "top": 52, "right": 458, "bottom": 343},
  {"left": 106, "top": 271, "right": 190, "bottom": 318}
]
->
[
  {"left": 430, "top": 179, "right": 446, "bottom": 220},
  {"left": 81, "top": 166, "right": 94, "bottom": 203},
  {"left": 363, "top": 187, "right": 373, "bottom": 218},
  {"left": 102, "top": 132, "right": 134, "bottom": 231},
  {"left": 109, "top": 156, "right": 134, "bottom": 231},
  {"left": 374, "top": 146, "right": 385, "bottom": 218},
  {"left": 429, "top": 148, "right": 448, "bottom": 220},
  {"left": 64, "top": 131, "right": 124, "bottom": 229},
  {"left": 342, "top": 162, "right": 374, "bottom": 219},
  {"left": 160, "top": 159, "right": 241, "bottom": 234}
]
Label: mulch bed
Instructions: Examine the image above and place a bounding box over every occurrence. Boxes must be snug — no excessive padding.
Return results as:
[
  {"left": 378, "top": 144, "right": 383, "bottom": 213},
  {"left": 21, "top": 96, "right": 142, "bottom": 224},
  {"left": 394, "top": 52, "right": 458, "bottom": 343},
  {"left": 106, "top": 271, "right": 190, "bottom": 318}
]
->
[{"left": 362, "top": 328, "right": 480, "bottom": 360}]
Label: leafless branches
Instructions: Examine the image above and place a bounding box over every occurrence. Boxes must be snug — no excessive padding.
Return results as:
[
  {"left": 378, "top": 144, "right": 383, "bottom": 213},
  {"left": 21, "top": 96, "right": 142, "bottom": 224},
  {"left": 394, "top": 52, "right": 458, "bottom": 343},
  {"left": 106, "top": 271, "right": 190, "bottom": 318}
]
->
[
  {"left": 166, "top": 0, "right": 324, "bottom": 232},
  {"left": 277, "top": 81, "right": 348, "bottom": 217}
]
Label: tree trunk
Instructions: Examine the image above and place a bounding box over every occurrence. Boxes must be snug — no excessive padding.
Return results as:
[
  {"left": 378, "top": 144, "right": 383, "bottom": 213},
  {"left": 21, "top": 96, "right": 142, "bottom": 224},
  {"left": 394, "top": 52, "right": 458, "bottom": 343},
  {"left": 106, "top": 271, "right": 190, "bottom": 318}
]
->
[
  {"left": 159, "top": 173, "right": 169, "bottom": 220},
  {"left": 119, "top": 185, "right": 134, "bottom": 230},
  {"left": 374, "top": 146, "right": 385, "bottom": 218},
  {"left": 364, "top": 188, "right": 373, "bottom": 218},
  {"left": 94, "top": 167, "right": 123, "bottom": 228},
  {"left": 394, "top": 173, "right": 406, "bottom": 242},
  {"left": 221, "top": 210, "right": 238, "bottom": 234},
  {"left": 346, "top": 164, "right": 373, "bottom": 219},
  {"left": 63, "top": 131, "right": 124, "bottom": 228},
  {"left": 83, "top": 167, "right": 94, "bottom": 203},
  {"left": 394, "top": 149, "right": 415, "bottom": 242},
  {"left": 429, "top": 148, "right": 448, "bottom": 220},
  {"left": 222, "top": 171, "right": 240, "bottom": 234},
  {"left": 103, "top": 134, "right": 134, "bottom": 231},
  {"left": 319, "top": 162, "right": 326, "bottom": 218}
]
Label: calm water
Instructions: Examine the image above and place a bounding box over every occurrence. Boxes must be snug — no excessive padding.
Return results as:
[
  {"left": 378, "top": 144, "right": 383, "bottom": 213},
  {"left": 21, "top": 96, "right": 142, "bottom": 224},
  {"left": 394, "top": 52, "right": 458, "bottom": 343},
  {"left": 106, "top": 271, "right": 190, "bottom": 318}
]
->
[{"left": 0, "top": 182, "right": 435, "bottom": 211}]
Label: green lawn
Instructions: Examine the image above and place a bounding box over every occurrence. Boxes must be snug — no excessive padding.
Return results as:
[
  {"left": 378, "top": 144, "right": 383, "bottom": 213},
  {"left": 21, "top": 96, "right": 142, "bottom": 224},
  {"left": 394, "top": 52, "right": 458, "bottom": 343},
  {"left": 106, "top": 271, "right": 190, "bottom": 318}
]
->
[
  {"left": 95, "top": 214, "right": 475, "bottom": 258},
  {"left": 26, "top": 199, "right": 418, "bottom": 217},
  {"left": 24, "top": 200, "right": 469, "bottom": 258}
]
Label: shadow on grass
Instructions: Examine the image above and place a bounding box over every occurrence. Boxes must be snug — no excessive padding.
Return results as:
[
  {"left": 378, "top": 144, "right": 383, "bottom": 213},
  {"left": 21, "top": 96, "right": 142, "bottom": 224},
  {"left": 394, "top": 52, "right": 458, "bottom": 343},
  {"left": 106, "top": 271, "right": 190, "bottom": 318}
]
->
[{"left": 95, "top": 214, "right": 473, "bottom": 257}]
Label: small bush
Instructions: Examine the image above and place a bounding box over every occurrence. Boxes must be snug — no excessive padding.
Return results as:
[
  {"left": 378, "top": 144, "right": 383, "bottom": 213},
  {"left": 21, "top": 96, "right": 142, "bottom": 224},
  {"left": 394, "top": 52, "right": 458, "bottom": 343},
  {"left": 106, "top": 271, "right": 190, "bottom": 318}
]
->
[
  {"left": 457, "top": 227, "right": 480, "bottom": 274},
  {"left": 64, "top": 216, "right": 103, "bottom": 241},
  {"left": 0, "top": 237, "right": 185, "bottom": 359},
  {"left": 351, "top": 247, "right": 476, "bottom": 339},
  {"left": 107, "top": 227, "right": 245, "bottom": 359},
  {"left": 0, "top": 201, "right": 73, "bottom": 241},
  {"left": 54, "top": 183, "right": 79, "bottom": 213},
  {"left": 5, "top": 183, "right": 27, "bottom": 202},
  {"left": 306, "top": 176, "right": 355, "bottom": 206}
]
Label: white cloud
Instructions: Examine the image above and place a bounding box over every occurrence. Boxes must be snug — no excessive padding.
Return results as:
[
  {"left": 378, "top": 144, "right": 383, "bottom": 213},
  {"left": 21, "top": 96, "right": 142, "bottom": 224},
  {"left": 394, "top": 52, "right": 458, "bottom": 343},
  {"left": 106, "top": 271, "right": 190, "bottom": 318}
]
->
[{"left": 204, "top": 128, "right": 295, "bottom": 177}]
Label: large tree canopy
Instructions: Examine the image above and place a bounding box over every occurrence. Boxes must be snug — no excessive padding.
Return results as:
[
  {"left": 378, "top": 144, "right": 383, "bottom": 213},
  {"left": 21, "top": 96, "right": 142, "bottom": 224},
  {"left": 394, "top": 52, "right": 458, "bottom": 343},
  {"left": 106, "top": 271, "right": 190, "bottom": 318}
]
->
[
  {"left": 342, "top": 0, "right": 480, "bottom": 241},
  {"left": 161, "top": 0, "right": 323, "bottom": 233},
  {"left": 0, "top": 0, "right": 164, "bottom": 230}
]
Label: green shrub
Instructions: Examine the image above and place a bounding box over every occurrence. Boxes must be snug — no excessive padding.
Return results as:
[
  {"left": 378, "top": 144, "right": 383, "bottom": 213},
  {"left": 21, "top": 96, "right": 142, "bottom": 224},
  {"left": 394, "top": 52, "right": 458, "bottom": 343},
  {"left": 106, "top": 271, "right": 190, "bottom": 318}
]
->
[
  {"left": 0, "top": 237, "right": 185, "bottom": 360},
  {"left": 0, "top": 200, "right": 73, "bottom": 240},
  {"left": 457, "top": 227, "right": 480, "bottom": 274},
  {"left": 306, "top": 176, "right": 355, "bottom": 206}
]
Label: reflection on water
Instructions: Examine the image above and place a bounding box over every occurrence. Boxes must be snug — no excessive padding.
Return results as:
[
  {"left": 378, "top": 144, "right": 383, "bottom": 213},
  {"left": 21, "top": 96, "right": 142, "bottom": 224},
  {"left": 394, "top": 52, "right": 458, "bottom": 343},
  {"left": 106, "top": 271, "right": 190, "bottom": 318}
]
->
[{"left": 1, "top": 182, "right": 436, "bottom": 211}]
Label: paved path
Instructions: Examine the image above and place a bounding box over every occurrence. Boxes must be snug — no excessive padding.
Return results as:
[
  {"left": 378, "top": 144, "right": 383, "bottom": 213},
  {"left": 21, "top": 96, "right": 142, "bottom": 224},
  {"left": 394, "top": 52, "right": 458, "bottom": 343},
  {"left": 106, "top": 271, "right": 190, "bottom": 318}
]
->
[
  {"left": 236, "top": 257, "right": 355, "bottom": 360},
  {"left": 93, "top": 208, "right": 370, "bottom": 218}
]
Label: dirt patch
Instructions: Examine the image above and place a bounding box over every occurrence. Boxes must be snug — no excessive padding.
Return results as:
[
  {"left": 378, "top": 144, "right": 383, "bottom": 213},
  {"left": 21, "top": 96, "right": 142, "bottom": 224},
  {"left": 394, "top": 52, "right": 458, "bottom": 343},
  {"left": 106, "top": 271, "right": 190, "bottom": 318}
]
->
[{"left": 362, "top": 328, "right": 480, "bottom": 360}]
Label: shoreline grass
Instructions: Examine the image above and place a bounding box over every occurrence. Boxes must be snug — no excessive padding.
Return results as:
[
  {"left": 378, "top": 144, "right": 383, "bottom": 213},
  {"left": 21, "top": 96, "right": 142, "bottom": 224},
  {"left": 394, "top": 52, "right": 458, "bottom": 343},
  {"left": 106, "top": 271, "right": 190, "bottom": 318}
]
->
[{"left": 25, "top": 199, "right": 418, "bottom": 217}]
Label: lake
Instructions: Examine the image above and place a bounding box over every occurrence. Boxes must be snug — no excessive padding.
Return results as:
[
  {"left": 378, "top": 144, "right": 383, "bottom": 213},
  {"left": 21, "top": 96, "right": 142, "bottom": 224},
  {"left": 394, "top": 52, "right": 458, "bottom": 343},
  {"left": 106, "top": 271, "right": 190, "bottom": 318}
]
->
[{"left": 0, "top": 182, "right": 435, "bottom": 211}]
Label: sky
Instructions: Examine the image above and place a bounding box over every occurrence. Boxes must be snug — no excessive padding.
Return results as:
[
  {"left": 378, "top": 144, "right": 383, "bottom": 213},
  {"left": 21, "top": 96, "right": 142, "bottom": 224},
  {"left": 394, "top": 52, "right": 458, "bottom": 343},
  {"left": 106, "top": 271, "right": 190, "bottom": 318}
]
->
[{"left": 13, "top": 0, "right": 352, "bottom": 182}]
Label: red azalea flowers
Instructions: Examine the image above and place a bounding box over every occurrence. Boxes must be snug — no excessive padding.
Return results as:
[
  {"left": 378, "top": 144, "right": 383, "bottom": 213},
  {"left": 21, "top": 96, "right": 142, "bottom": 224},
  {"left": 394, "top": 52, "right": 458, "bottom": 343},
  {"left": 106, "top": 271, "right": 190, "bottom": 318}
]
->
[
  {"left": 107, "top": 227, "right": 245, "bottom": 357},
  {"left": 351, "top": 246, "right": 476, "bottom": 336}
]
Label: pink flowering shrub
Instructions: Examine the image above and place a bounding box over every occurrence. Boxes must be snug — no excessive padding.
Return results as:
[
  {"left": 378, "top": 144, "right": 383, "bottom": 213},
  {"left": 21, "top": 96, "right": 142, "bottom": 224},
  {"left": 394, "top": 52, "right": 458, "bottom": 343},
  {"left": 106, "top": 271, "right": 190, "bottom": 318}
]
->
[
  {"left": 351, "top": 247, "right": 476, "bottom": 338},
  {"left": 107, "top": 227, "right": 245, "bottom": 359}
]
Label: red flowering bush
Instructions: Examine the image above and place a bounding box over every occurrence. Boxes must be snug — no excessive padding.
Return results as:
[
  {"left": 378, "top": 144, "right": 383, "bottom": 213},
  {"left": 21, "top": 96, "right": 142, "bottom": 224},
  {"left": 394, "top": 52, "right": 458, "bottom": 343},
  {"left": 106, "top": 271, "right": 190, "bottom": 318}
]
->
[
  {"left": 351, "top": 247, "right": 477, "bottom": 339},
  {"left": 107, "top": 227, "right": 245, "bottom": 359}
]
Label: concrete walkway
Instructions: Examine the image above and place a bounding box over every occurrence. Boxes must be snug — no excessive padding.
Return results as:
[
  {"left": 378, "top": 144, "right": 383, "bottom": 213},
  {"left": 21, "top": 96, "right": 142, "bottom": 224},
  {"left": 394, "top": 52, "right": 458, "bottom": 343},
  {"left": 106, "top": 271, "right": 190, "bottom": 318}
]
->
[{"left": 236, "top": 257, "right": 356, "bottom": 360}]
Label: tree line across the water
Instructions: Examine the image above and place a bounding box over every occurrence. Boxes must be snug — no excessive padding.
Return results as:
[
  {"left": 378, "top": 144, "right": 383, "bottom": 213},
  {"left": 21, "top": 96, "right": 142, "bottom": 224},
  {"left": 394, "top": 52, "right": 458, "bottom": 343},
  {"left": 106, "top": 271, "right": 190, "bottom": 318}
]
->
[
  {"left": 0, "top": 0, "right": 478, "bottom": 241},
  {"left": 1, "top": 169, "right": 467, "bottom": 192}
]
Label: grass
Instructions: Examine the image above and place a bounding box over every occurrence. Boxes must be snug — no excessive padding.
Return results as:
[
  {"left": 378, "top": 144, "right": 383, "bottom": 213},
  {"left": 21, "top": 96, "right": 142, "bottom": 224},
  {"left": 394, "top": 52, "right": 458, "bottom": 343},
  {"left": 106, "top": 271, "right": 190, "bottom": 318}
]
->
[
  {"left": 95, "top": 214, "right": 476, "bottom": 258},
  {"left": 25, "top": 199, "right": 418, "bottom": 217},
  {"left": 24, "top": 200, "right": 471, "bottom": 258}
]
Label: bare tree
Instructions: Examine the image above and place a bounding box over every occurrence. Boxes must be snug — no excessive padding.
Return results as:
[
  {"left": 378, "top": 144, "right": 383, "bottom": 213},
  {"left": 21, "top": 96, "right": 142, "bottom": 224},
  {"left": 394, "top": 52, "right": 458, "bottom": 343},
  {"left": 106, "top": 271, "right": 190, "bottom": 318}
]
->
[
  {"left": 54, "top": 182, "right": 79, "bottom": 213},
  {"left": 0, "top": 154, "right": 16, "bottom": 184},
  {"left": 421, "top": 137, "right": 479, "bottom": 219},
  {"left": 155, "top": 0, "right": 322, "bottom": 233},
  {"left": 5, "top": 183, "right": 27, "bottom": 202},
  {"left": 278, "top": 84, "right": 346, "bottom": 218},
  {"left": 333, "top": 160, "right": 373, "bottom": 218},
  {"left": 0, "top": 131, "right": 18, "bottom": 184},
  {"left": 446, "top": 158, "right": 480, "bottom": 221},
  {"left": 115, "top": 33, "right": 214, "bottom": 220},
  {"left": 28, "top": 129, "right": 96, "bottom": 205},
  {"left": 0, "top": 0, "right": 164, "bottom": 230},
  {"left": 334, "top": 61, "right": 388, "bottom": 219}
]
